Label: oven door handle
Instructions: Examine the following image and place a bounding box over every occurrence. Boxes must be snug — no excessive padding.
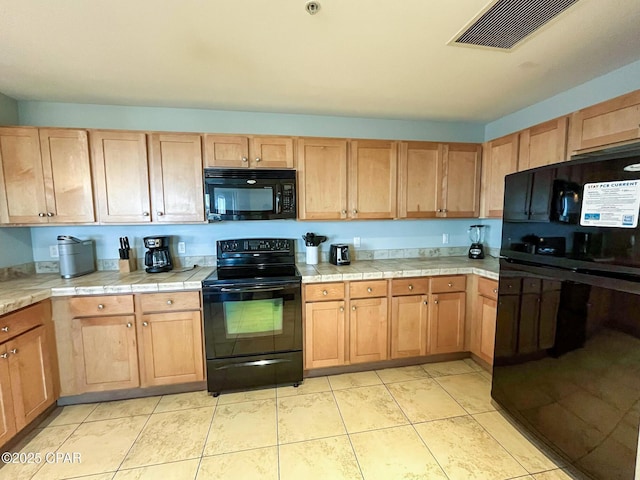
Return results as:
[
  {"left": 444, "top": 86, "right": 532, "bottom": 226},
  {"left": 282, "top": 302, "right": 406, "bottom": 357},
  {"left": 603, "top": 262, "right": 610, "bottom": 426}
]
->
[
  {"left": 214, "top": 358, "right": 291, "bottom": 370},
  {"left": 219, "top": 285, "right": 287, "bottom": 293}
]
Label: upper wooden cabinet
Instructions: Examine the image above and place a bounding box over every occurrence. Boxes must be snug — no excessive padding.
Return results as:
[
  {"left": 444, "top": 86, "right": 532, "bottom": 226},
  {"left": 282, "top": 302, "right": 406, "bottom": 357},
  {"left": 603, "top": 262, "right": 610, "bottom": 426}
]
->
[
  {"left": 441, "top": 143, "right": 482, "bottom": 218},
  {"left": 148, "top": 133, "right": 204, "bottom": 223},
  {"left": 204, "top": 135, "right": 294, "bottom": 169},
  {"left": 481, "top": 133, "right": 519, "bottom": 218},
  {"left": 91, "top": 130, "right": 151, "bottom": 223},
  {"left": 349, "top": 140, "right": 398, "bottom": 219},
  {"left": 569, "top": 90, "right": 640, "bottom": 153},
  {"left": 518, "top": 117, "right": 568, "bottom": 170},
  {"left": 297, "top": 138, "right": 348, "bottom": 220},
  {"left": 0, "top": 127, "right": 94, "bottom": 224},
  {"left": 92, "top": 130, "right": 205, "bottom": 223},
  {"left": 397, "top": 142, "right": 440, "bottom": 218}
]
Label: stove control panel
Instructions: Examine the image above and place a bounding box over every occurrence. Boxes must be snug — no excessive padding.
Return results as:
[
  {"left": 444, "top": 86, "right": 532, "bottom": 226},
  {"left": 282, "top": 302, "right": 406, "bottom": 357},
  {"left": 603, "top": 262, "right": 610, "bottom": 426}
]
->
[{"left": 218, "top": 238, "right": 293, "bottom": 254}]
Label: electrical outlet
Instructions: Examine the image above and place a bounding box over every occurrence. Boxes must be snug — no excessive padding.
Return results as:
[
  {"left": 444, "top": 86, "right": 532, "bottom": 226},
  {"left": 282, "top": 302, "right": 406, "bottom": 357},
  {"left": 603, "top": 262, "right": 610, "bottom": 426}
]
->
[
  {"left": 49, "top": 245, "right": 59, "bottom": 258},
  {"left": 442, "top": 233, "right": 449, "bottom": 244},
  {"left": 353, "top": 236, "right": 361, "bottom": 247},
  {"left": 178, "top": 242, "right": 186, "bottom": 254}
]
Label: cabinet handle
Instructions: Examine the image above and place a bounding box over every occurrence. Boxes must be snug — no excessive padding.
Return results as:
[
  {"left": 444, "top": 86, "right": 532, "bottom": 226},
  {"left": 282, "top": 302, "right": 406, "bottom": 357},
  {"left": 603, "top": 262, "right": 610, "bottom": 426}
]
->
[
  {"left": 126, "top": 322, "right": 133, "bottom": 328},
  {"left": 352, "top": 306, "right": 356, "bottom": 311},
  {"left": 167, "top": 299, "right": 173, "bottom": 305},
  {"left": 341, "top": 210, "right": 347, "bottom": 215},
  {"left": 143, "top": 321, "right": 149, "bottom": 327},
  {"left": 434, "top": 299, "right": 439, "bottom": 305},
  {"left": 408, "top": 285, "right": 413, "bottom": 291},
  {"left": 143, "top": 211, "right": 150, "bottom": 216},
  {"left": 97, "top": 304, "right": 104, "bottom": 310},
  {"left": 255, "top": 157, "right": 261, "bottom": 163},
  {"left": 367, "top": 287, "right": 372, "bottom": 293},
  {"left": 339, "top": 306, "right": 344, "bottom": 312},
  {"left": 493, "top": 288, "right": 498, "bottom": 294},
  {"left": 157, "top": 211, "right": 164, "bottom": 216},
  {"left": 448, "top": 282, "right": 453, "bottom": 287},
  {"left": 1, "top": 326, "right": 8, "bottom": 332},
  {"left": 47, "top": 212, "right": 54, "bottom": 217},
  {"left": 423, "top": 300, "right": 428, "bottom": 305},
  {"left": 352, "top": 209, "right": 358, "bottom": 214},
  {"left": 322, "top": 290, "right": 328, "bottom": 296},
  {"left": 9, "top": 349, "right": 17, "bottom": 355},
  {"left": 242, "top": 156, "right": 248, "bottom": 163},
  {"left": 442, "top": 209, "right": 447, "bottom": 213},
  {"left": 0, "top": 353, "right": 7, "bottom": 359},
  {"left": 38, "top": 212, "right": 46, "bottom": 217}
]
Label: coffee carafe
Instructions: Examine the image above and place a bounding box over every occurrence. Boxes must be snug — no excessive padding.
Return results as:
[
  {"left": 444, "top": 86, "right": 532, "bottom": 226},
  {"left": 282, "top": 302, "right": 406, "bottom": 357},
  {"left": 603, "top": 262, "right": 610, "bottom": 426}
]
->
[
  {"left": 143, "top": 236, "right": 173, "bottom": 273},
  {"left": 468, "top": 225, "right": 486, "bottom": 259}
]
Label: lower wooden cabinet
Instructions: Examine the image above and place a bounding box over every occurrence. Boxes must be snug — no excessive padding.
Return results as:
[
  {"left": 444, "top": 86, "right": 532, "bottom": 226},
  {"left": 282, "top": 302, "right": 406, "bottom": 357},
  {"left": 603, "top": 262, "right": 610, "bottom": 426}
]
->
[
  {"left": 0, "top": 302, "right": 56, "bottom": 447},
  {"left": 472, "top": 277, "right": 498, "bottom": 364},
  {"left": 304, "top": 300, "right": 346, "bottom": 369},
  {"left": 428, "top": 292, "right": 466, "bottom": 354},
  {"left": 390, "top": 295, "right": 428, "bottom": 358},
  {"left": 349, "top": 297, "right": 388, "bottom": 363}
]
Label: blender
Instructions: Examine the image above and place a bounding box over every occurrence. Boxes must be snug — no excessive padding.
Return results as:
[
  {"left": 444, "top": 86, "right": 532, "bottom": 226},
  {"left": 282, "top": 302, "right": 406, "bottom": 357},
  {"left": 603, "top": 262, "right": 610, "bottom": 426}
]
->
[{"left": 468, "top": 225, "right": 486, "bottom": 259}]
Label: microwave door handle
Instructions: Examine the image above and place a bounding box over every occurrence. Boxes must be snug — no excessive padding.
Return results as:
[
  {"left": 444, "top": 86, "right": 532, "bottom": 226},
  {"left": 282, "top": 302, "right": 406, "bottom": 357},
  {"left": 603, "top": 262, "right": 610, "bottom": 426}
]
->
[
  {"left": 220, "top": 286, "right": 286, "bottom": 293},
  {"left": 275, "top": 185, "right": 282, "bottom": 214}
]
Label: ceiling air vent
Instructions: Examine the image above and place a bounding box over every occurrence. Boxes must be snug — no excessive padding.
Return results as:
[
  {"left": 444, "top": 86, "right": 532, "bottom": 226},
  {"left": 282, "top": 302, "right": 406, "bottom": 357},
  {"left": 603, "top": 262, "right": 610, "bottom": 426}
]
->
[{"left": 453, "top": 0, "right": 580, "bottom": 50}]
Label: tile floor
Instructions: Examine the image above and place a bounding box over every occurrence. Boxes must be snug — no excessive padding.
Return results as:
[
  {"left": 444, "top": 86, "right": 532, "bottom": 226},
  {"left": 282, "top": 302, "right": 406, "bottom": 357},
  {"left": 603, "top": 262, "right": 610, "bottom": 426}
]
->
[{"left": 1, "top": 359, "right": 584, "bottom": 480}]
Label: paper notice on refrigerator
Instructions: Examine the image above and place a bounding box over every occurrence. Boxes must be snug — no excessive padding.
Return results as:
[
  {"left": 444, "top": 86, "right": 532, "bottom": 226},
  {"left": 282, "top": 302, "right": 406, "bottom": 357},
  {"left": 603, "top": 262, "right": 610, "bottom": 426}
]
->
[{"left": 580, "top": 180, "right": 640, "bottom": 228}]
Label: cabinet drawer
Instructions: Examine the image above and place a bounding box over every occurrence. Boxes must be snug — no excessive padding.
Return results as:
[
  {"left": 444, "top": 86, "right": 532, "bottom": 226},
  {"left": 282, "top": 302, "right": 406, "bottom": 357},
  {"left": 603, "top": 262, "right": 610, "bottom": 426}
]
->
[
  {"left": 522, "top": 278, "right": 541, "bottom": 294},
  {"left": 477, "top": 277, "right": 499, "bottom": 300},
  {"left": 139, "top": 291, "right": 200, "bottom": 312},
  {"left": 0, "top": 302, "right": 47, "bottom": 343},
  {"left": 349, "top": 280, "right": 387, "bottom": 299},
  {"left": 69, "top": 295, "right": 134, "bottom": 317},
  {"left": 391, "top": 278, "right": 429, "bottom": 296},
  {"left": 304, "top": 283, "right": 345, "bottom": 302},
  {"left": 430, "top": 275, "right": 466, "bottom": 293},
  {"left": 499, "top": 278, "right": 522, "bottom": 294}
]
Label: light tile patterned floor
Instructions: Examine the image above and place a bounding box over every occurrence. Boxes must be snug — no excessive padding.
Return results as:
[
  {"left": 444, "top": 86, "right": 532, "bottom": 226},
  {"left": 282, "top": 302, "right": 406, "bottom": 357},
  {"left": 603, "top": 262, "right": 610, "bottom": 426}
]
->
[{"left": 1, "top": 359, "right": 584, "bottom": 480}]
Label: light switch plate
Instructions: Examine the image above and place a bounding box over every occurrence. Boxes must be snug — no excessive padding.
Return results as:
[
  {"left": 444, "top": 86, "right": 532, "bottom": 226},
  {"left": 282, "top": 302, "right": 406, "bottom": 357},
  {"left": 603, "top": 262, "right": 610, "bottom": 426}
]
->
[
  {"left": 442, "top": 233, "right": 449, "bottom": 244},
  {"left": 353, "top": 237, "right": 361, "bottom": 247},
  {"left": 178, "top": 242, "right": 186, "bottom": 254}
]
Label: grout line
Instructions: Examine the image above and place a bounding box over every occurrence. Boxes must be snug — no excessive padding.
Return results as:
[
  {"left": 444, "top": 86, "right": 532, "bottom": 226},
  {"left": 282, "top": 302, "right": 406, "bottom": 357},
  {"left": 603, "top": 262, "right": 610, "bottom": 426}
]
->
[
  {"left": 194, "top": 397, "right": 218, "bottom": 479},
  {"left": 112, "top": 413, "right": 154, "bottom": 473},
  {"left": 275, "top": 387, "right": 281, "bottom": 480}
]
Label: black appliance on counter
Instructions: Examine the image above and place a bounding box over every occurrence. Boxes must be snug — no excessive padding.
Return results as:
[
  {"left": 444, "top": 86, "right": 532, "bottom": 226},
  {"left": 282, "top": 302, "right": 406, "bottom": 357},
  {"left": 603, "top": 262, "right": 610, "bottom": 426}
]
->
[
  {"left": 204, "top": 169, "right": 296, "bottom": 221},
  {"left": 493, "top": 144, "right": 640, "bottom": 480},
  {"left": 202, "top": 238, "right": 302, "bottom": 396},
  {"left": 329, "top": 243, "right": 351, "bottom": 265},
  {"left": 143, "top": 236, "right": 173, "bottom": 273}
]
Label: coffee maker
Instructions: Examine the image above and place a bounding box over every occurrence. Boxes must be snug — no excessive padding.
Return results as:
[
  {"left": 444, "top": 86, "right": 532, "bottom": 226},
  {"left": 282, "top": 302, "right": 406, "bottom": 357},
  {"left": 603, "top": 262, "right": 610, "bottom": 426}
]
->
[{"left": 143, "top": 236, "right": 173, "bottom": 273}]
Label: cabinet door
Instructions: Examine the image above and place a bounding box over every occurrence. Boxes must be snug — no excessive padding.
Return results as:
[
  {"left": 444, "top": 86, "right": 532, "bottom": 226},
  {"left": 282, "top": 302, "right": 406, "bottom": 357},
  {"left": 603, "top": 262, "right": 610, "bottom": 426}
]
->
[
  {"left": 0, "top": 344, "right": 17, "bottom": 446},
  {"left": 478, "top": 295, "right": 497, "bottom": 364},
  {"left": 138, "top": 311, "right": 204, "bottom": 386},
  {"left": 203, "top": 135, "right": 249, "bottom": 168},
  {"left": 569, "top": 90, "right": 640, "bottom": 151},
  {"left": 297, "top": 138, "right": 348, "bottom": 220},
  {"left": 349, "top": 297, "right": 388, "bottom": 363},
  {"left": 397, "top": 142, "right": 440, "bottom": 218},
  {"left": 149, "top": 133, "right": 204, "bottom": 223},
  {"left": 428, "top": 292, "right": 465, "bottom": 354},
  {"left": 91, "top": 131, "right": 151, "bottom": 223},
  {"left": 482, "top": 133, "right": 519, "bottom": 218},
  {"left": 39, "top": 129, "right": 95, "bottom": 223},
  {"left": 349, "top": 140, "right": 397, "bottom": 219},
  {"left": 71, "top": 315, "right": 139, "bottom": 392},
  {"left": 6, "top": 326, "right": 54, "bottom": 430},
  {"left": 503, "top": 173, "right": 531, "bottom": 221},
  {"left": 0, "top": 127, "right": 48, "bottom": 223},
  {"left": 390, "top": 295, "right": 428, "bottom": 358},
  {"left": 441, "top": 143, "right": 481, "bottom": 218},
  {"left": 304, "top": 301, "right": 346, "bottom": 369},
  {"left": 250, "top": 136, "right": 294, "bottom": 169},
  {"left": 518, "top": 117, "right": 568, "bottom": 170}
]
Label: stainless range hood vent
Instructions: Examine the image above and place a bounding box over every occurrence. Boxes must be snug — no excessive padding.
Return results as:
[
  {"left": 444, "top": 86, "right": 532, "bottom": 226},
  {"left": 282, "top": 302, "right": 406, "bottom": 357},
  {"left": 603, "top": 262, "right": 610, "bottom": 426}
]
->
[{"left": 453, "top": 0, "right": 580, "bottom": 50}]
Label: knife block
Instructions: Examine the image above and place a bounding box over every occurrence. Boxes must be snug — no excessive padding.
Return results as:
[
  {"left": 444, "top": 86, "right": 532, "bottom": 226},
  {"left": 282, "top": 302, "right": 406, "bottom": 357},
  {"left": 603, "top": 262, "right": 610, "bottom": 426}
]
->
[{"left": 119, "top": 257, "right": 137, "bottom": 273}]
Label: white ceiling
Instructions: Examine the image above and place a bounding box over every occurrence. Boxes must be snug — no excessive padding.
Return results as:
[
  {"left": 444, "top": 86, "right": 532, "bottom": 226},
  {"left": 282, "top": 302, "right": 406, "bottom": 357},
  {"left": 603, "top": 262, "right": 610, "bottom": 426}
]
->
[{"left": 0, "top": 0, "right": 639, "bottom": 123}]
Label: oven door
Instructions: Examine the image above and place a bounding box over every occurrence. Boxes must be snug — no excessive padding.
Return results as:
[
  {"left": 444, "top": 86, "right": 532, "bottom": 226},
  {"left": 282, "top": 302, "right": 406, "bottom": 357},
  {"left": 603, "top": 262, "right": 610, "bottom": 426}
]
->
[{"left": 202, "top": 279, "right": 302, "bottom": 359}]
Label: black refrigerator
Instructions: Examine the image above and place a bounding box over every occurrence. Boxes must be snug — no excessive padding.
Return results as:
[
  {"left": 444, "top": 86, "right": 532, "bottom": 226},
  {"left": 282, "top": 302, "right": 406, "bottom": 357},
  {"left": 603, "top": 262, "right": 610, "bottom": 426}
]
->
[{"left": 492, "top": 144, "right": 640, "bottom": 480}]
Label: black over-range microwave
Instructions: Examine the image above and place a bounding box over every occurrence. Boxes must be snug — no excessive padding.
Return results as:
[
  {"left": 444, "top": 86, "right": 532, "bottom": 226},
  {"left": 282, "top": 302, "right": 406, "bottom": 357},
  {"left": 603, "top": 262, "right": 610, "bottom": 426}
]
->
[{"left": 204, "top": 168, "right": 297, "bottom": 221}]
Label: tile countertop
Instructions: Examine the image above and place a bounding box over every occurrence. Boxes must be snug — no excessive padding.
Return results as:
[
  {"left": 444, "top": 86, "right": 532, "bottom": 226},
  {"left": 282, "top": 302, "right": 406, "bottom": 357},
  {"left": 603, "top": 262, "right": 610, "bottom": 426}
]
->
[{"left": 0, "top": 257, "right": 499, "bottom": 316}]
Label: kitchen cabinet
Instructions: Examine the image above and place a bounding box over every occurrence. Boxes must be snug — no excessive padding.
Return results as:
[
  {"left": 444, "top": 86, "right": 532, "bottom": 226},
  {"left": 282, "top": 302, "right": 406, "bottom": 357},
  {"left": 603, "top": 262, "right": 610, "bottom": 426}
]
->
[
  {"left": 518, "top": 117, "right": 569, "bottom": 170},
  {"left": 148, "top": 133, "right": 204, "bottom": 222},
  {"left": 428, "top": 276, "right": 466, "bottom": 354},
  {"left": 203, "top": 135, "right": 294, "bottom": 169},
  {"left": 568, "top": 90, "right": 640, "bottom": 153},
  {"left": 297, "top": 138, "right": 348, "bottom": 220},
  {"left": 349, "top": 296, "right": 388, "bottom": 363},
  {"left": 0, "top": 127, "right": 94, "bottom": 224},
  {"left": 397, "top": 141, "right": 440, "bottom": 218},
  {"left": 349, "top": 140, "right": 398, "bottom": 219},
  {"left": 390, "top": 278, "right": 429, "bottom": 358},
  {"left": 0, "top": 301, "right": 56, "bottom": 446},
  {"left": 441, "top": 143, "right": 482, "bottom": 218},
  {"left": 136, "top": 292, "right": 204, "bottom": 386},
  {"left": 503, "top": 167, "right": 554, "bottom": 222},
  {"left": 91, "top": 130, "right": 151, "bottom": 223},
  {"left": 472, "top": 277, "right": 498, "bottom": 365},
  {"left": 303, "top": 283, "right": 346, "bottom": 369},
  {"left": 481, "top": 133, "right": 519, "bottom": 218}
]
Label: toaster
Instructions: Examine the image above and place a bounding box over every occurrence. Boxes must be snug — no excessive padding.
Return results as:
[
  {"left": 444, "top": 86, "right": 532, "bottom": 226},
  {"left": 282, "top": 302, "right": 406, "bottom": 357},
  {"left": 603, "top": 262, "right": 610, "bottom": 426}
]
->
[{"left": 329, "top": 244, "right": 351, "bottom": 265}]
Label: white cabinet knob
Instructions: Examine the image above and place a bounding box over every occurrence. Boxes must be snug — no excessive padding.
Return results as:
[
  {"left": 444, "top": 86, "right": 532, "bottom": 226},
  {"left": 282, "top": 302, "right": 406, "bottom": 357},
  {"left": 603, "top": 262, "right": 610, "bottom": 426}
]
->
[
  {"left": 126, "top": 322, "right": 132, "bottom": 328},
  {"left": 1, "top": 326, "right": 8, "bottom": 332},
  {"left": 352, "top": 306, "right": 356, "bottom": 311},
  {"left": 367, "top": 287, "right": 372, "bottom": 293},
  {"left": 97, "top": 304, "right": 104, "bottom": 310},
  {"left": 322, "top": 290, "right": 328, "bottom": 296},
  {"left": 167, "top": 299, "right": 173, "bottom": 305},
  {"left": 143, "top": 321, "right": 149, "bottom": 327},
  {"left": 255, "top": 157, "right": 261, "bottom": 163},
  {"left": 242, "top": 156, "right": 248, "bottom": 163},
  {"left": 448, "top": 282, "right": 453, "bottom": 287},
  {"left": 408, "top": 285, "right": 413, "bottom": 291},
  {"left": 143, "top": 212, "right": 150, "bottom": 216}
]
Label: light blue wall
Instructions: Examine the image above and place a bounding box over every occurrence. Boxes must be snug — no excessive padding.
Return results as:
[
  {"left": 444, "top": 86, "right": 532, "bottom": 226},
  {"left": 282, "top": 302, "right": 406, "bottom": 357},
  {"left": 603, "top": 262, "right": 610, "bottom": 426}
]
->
[
  {"left": 0, "top": 92, "right": 18, "bottom": 126},
  {"left": 29, "top": 220, "right": 492, "bottom": 263},
  {"left": 18, "top": 102, "right": 485, "bottom": 143},
  {"left": 0, "top": 228, "right": 33, "bottom": 268},
  {"left": 485, "top": 59, "right": 640, "bottom": 140}
]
